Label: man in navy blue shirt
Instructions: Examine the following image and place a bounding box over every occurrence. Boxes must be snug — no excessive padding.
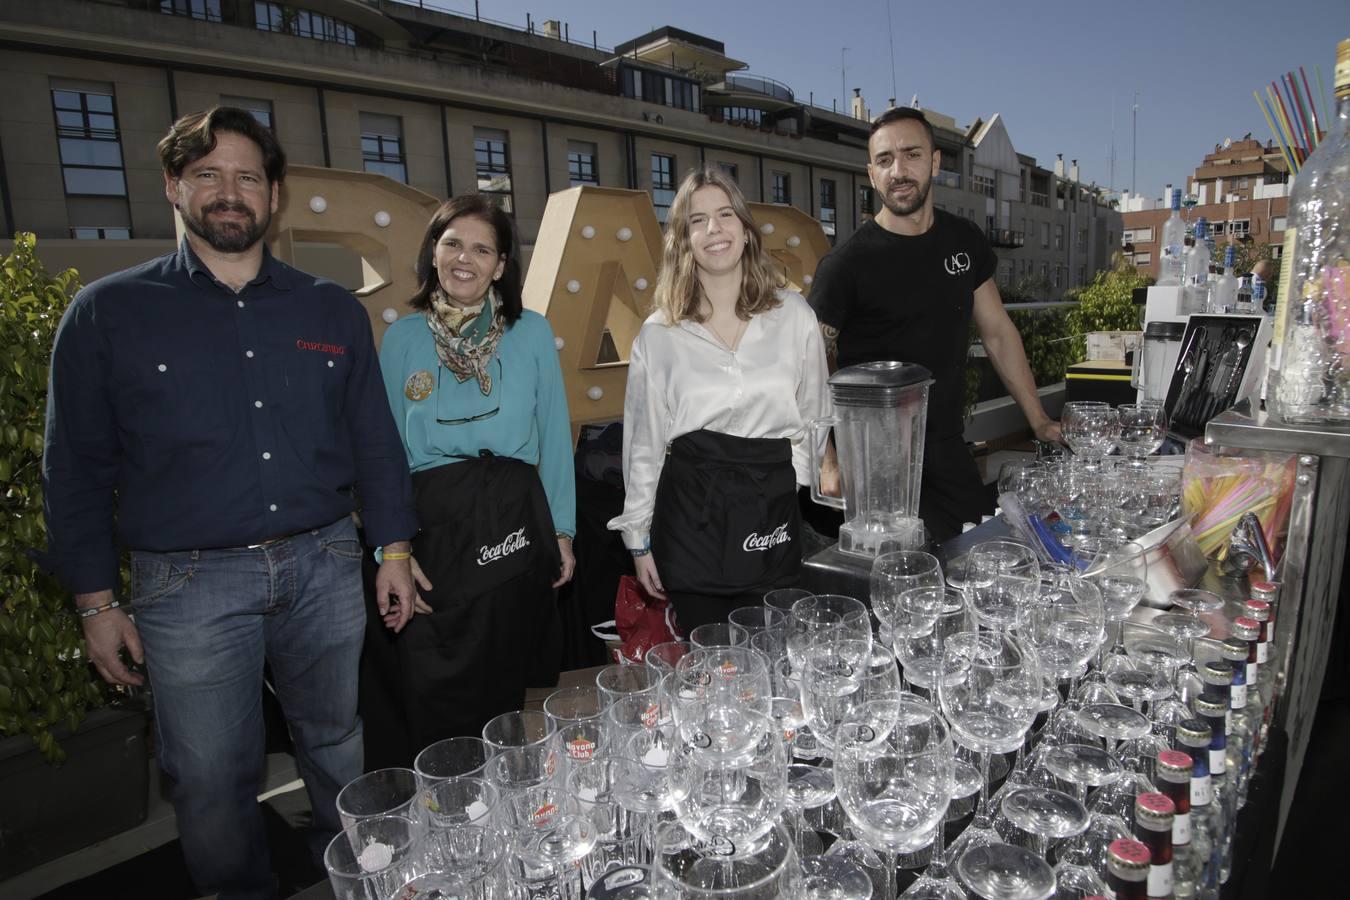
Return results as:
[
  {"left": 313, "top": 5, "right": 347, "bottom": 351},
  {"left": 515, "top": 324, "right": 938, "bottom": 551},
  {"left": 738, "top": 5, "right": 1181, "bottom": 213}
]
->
[{"left": 42, "top": 107, "right": 419, "bottom": 900}]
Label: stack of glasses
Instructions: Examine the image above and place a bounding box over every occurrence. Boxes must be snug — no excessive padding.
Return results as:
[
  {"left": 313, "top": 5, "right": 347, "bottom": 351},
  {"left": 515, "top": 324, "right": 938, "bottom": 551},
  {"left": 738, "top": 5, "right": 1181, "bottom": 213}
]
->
[{"left": 321, "top": 553, "right": 1283, "bottom": 899}]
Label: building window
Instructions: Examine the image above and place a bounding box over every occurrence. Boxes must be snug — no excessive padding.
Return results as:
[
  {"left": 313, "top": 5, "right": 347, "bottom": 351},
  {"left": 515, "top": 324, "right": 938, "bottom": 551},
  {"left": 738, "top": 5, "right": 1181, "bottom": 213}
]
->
[
  {"left": 255, "top": 2, "right": 356, "bottom": 46},
  {"left": 1122, "top": 226, "right": 1154, "bottom": 244},
  {"left": 52, "top": 80, "right": 132, "bottom": 238},
  {"left": 620, "top": 66, "right": 700, "bottom": 112},
  {"left": 1132, "top": 252, "right": 1151, "bottom": 266},
  {"left": 1076, "top": 229, "right": 1087, "bottom": 253},
  {"left": 971, "top": 173, "right": 995, "bottom": 198},
  {"left": 858, "top": 185, "right": 875, "bottom": 224},
  {"left": 1271, "top": 216, "right": 1287, "bottom": 232},
  {"left": 1229, "top": 219, "right": 1250, "bottom": 238},
  {"left": 717, "top": 162, "right": 738, "bottom": 181},
  {"left": 475, "top": 128, "right": 514, "bottom": 212},
  {"left": 1210, "top": 220, "right": 1226, "bottom": 236},
  {"left": 361, "top": 112, "right": 406, "bottom": 183},
  {"left": 52, "top": 85, "right": 127, "bottom": 197},
  {"left": 819, "top": 178, "right": 837, "bottom": 241},
  {"left": 1040, "top": 262, "right": 1048, "bottom": 281},
  {"left": 568, "top": 140, "right": 598, "bottom": 186},
  {"left": 1054, "top": 224, "right": 1064, "bottom": 250},
  {"left": 222, "top": 95, "right": 274, "bottom": 131},
  {"left": 71, "top": 227, "right": 131, "bottom": 240},
  {"left": 651, "top": 153, "right": 676, "bottom": 223},
  {"left": 1041, "top": 222, "right": 1050, "bottom": 249},
  {"left": 722, "top": 107, "right": 763, "bottom": 126},
  {"left": 161, "top": 0, "right": 222, "bottom": 21},
  {"left": 772, "top": 172, "right": 791, "bottom": 205}
]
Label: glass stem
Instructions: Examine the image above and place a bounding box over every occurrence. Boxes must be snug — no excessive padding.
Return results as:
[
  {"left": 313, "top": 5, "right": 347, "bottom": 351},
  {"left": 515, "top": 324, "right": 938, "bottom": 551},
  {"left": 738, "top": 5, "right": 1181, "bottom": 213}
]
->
[
  {"left": 974, "top": 751, "right": 993, "bottom": 827},
  {"left": 882, "top": 851, "right": 898, "bottom": 900},
  {"left": 928, "top": 820, "right": 949, "bottom": 876}
]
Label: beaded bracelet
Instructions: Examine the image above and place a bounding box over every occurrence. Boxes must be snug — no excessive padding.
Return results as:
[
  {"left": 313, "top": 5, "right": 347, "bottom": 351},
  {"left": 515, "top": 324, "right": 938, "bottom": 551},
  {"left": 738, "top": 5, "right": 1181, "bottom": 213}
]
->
[{"left": 76, "top": 599, "right": 124, "bottom": 619}]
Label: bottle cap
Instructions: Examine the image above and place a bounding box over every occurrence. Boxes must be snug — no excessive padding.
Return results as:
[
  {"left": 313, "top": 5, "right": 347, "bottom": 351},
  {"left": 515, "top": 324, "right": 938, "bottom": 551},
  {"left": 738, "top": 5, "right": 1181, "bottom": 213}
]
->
[
  {"left": 1243, "top": 599, "right": 1271, "bottom": 622},
  {"left": 1195, "top": 696, "right": 1228, "bottom": 718},
  {"left": 1200, "top": 660, "right": 1234, "bottom": 684},
  {"left": 1171, "top": 187, "right": 1182, "bottom": 209},
  {"left": 1225, "top": 245, "right": 1236, "bottom": 266},
  {"left": 1135, "top": 791, "right": 1176, "bottom": 828},
  {"left": 1231, "top": 618, "right": 1261, "bottom": 641},
  {"left": 1176, "top": 718, "right": 1212, "bottom": 746},
  {"left": 1249, "top": 581, "right": 1278, "bottom": 601},
  {"left": 1108, "top": 837, "right": 1153, "bottom": 876},
  {"left": 1157, "top": 749, "right": 1193, "bottom": 780},
  {"left": 1220, "top": 639, "right": 1249, "bottom": 662}
]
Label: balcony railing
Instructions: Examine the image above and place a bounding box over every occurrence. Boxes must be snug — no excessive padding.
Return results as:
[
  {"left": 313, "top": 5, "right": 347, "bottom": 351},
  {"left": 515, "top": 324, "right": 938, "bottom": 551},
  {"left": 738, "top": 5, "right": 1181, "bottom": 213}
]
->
[
  {"left": 934, "top": 170, "right": 962, "bottom": 190},
  {"left": 722, "top": 73, "right": 794, "bottom": 103},
  {"left": 1030, "top": 191, "right": 1049, "bottom": 208},
  {"left": 987, "top": 228, "right": 1025, "bottom": 249}
]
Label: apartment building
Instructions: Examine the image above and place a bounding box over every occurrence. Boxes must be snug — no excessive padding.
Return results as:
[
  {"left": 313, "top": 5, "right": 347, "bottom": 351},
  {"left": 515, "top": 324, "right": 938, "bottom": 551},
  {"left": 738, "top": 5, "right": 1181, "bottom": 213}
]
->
[
  {"left": 0, "top": 0, "right": 1118, "bottom": 293},
  {"left": 1121, "top": 137, "right": 1291, "bottom": 279}
]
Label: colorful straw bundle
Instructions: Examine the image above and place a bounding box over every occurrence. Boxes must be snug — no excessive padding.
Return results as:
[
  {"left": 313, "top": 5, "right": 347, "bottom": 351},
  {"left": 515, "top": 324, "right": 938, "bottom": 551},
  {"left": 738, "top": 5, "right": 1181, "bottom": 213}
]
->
[
  {"left": 1181, "top": 442, "right": 1297, "bottom": 562},
  {"left": 1253, "top": 66, "right": 1329, "bottom": 175}
]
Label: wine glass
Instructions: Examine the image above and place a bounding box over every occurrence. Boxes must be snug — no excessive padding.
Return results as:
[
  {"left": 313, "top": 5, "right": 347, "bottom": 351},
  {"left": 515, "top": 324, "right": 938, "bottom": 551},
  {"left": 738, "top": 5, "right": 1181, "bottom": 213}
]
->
[
  {"left": 955, "top": 843, "right": 1057, "bottom": 900},
  {"left": 787, "top": 594, "right": 872, "bottom": 673},
  {"left": 667, "top": 712, "right": 787, "bottom": 846},
  {"left": 1061, "top": 401, "right": 1118, "bottom": 468},
  {"left": 963, "top": 541, "right": 1041, "bottom": 631},
  {"left": 834, "top": 697, "right": 954, "bottom": 900},
  {"left": 938, "top": 632, "right": 1043, "bottom": 859},
  {"left": 1018, "top": 570, "right": 1106, "bottom": 693},
  {"left": 799, "top": 635, "right": 872, "bottom": 755},
  {"left": 1116, "top": 404, "right": 1168, "bottom": 469},
  {"left": 870, "top": 550, "right": 945, "bottom": 644},
  {"left": 649, "top": 819, "right": 800, "bottom": 898},
  {"left": 895, "top": 587, "right": 973, "bottom": 697},
  {"left": 1074, "top": 537, "right": 1148, "bottom": 663},
  {"left": 798, "top": 854, "right": 874, "bottom": 900}
]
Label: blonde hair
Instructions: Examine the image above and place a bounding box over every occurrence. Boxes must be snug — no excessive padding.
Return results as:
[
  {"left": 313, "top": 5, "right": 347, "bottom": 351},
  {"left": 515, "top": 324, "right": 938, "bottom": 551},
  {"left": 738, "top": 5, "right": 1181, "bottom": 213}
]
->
[{"left": 652, "top": 167, "right": 784, "bottom": 324}]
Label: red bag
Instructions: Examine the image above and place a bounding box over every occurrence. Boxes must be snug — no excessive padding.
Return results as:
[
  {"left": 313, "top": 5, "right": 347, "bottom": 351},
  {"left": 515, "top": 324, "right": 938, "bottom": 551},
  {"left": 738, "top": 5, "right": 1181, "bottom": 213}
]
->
[{"left": 592, "top": 576, "right": 681, "bottom": 665}]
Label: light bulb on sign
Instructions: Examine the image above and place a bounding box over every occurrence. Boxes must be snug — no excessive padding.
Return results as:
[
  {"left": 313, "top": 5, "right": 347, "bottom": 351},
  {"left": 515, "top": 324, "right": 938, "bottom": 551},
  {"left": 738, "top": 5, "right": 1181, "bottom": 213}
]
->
[
  {"left": 566, "top": 280, "right": 581, "bottom": 294},
  {"left": 587, "top": 386, "right": 604, "bottom": 401},
  {"left": 634, "top": 278, "right": 649, "bottom": 291},
  {"left": 381, "top": 308, "right": 399, "bottom": 324},
  {"left": 309, "top": 196, "right": 327, "bottom": 214},
  {"left": 786, "top": 235, "right": 800, "bottom": 248},
  {"left": 803, "top": 274, "right": 813, "bottom": 285},
  {"left": 581, "top": 225, "right": 596, "bottom": 239},
  {"left": 617, "top": 227, "right": 633, "bottom": 242},
  {"left": 374, "top": 211, "right": 391, "bottom": 228},
  {"left": 760, "top": 223, "right": 774, "bottom": 235},
  {"left": 554, "top": 336, "right": 565, "bottom": 350}
]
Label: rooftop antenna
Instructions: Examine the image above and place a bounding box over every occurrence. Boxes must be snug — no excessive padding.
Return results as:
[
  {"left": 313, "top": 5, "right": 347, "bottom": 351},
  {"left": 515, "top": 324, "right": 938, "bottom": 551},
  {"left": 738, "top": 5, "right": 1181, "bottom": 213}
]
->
[
  {"left": 841, "top": 47, "right": 849, "bottom": 115},
  {"left": 886, "top": 1, "right": 897, "bottom": 105}
]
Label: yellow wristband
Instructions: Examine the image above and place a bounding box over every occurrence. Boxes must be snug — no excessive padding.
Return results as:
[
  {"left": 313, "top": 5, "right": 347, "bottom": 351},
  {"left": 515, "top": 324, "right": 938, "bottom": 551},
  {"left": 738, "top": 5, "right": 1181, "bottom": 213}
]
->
[{"left": 382, "top": 551, "right": 412, "bottom": 561}]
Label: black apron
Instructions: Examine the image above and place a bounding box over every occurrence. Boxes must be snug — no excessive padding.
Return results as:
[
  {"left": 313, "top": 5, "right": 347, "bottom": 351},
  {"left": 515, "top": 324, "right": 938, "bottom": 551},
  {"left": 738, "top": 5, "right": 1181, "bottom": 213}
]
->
[
  {"left": 359, "top": 453, "right": 562, "bottom": 770},
  {"left": 651, "top": 430, "right": 801, "bottom": 629}
]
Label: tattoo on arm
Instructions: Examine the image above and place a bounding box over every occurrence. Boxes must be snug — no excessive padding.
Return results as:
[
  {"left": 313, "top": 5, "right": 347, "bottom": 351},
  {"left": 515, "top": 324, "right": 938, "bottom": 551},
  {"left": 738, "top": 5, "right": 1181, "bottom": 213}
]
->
[{"left": 820, "top": 323, "right": 840, "bottom": 372}]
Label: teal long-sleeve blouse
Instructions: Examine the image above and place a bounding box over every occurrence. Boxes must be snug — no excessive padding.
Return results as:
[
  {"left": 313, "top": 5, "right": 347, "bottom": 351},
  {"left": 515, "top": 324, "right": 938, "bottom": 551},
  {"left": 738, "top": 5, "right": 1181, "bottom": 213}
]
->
[{"left": 378, "top": 309, "right": 576, "bottom": 537}]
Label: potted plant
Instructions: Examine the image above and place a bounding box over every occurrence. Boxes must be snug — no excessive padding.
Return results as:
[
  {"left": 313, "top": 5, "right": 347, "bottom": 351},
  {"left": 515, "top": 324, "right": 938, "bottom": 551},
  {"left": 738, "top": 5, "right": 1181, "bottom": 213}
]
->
[{"left": 0, "top": 233, "right": 149, "bottom": 878}]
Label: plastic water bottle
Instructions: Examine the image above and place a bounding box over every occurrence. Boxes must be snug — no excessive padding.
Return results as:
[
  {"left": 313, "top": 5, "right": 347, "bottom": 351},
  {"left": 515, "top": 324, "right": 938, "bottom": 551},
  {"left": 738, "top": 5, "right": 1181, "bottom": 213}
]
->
[{"left": 1158, "top": 188, "right": 1187, "bottom": 286}]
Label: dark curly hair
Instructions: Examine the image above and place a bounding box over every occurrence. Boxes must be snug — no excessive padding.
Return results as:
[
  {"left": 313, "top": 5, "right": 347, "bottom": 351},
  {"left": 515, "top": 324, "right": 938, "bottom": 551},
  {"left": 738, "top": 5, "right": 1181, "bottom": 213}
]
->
[{"left": 157, "top": 106, "right": 286, "bottom": 184}]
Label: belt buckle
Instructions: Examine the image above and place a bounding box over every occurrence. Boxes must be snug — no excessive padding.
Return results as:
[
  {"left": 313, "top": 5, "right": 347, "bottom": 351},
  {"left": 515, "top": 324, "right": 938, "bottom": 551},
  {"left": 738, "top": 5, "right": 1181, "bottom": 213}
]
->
[{"left": 247, "top": 535, "right": 285, "bottom": 550}]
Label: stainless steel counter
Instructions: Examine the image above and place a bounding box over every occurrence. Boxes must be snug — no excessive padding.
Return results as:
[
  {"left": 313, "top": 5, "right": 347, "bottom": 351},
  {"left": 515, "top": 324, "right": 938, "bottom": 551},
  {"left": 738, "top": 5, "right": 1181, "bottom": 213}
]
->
[{"left": 1203, "top": 404, "right": 1350, "bottom": 858}]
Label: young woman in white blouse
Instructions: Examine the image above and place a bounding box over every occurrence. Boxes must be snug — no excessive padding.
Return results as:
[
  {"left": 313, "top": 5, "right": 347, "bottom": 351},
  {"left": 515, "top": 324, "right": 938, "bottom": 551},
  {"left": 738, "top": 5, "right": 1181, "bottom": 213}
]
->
[{"left": 609, "top": 167, "right": 835, "bottom": 632}]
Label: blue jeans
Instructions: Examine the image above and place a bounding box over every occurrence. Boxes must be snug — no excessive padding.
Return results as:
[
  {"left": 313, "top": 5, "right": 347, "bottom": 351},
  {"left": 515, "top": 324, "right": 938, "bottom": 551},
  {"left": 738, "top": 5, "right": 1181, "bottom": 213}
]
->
[{"left": 130, "top": 516, "right": 366, "bottom": 900}]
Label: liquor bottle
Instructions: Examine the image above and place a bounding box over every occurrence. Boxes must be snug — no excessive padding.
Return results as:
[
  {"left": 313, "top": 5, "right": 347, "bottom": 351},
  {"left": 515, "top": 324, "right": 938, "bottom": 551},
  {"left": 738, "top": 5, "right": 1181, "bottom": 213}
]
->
[
  {"left": 1159, "top": 188, "right": 1187, "bottom": 286},
  {"left": 1249, "top": 580, "right": 1279, "bottom": 634},
  {"left": 1198, "top": 661, "right": 1234, "bottom": 734},
  {"left": 1181, "top": 218, "right": 1212, "bottom": 314},
  {"left": 1235, "top": 275, "right": 1256, "bottom": 314},
  {"left": 1175, "top": 719, "right": 1219, "bottom": 896},
  {"left": 1194, "top": 698, "right": 1228, "bottom": 777},
  {"left": 1108, "top": 838, "right": 1155, "bottom": 900},
  {"left": 1157, "top": 750, "right": 1199, "bottom": 899},
  {"left": 1211, "top": 246, "right": 1239, "bottom": 312},
  {"left": 1219, "top": 639, "right": 1250, "bottom": 713},
  {"left": 1268, "top": 39, "right": 1350, "bottom": 423},
  {"left": 1134, "top": 793, "right": 1176, "bottom": 898}
]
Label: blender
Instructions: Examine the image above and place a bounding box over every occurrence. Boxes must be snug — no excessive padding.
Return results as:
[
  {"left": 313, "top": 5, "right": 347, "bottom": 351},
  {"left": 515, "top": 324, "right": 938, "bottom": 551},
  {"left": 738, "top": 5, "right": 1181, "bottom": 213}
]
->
[{"left": 810, "top": 361, "right": 933, "bottom": 557}]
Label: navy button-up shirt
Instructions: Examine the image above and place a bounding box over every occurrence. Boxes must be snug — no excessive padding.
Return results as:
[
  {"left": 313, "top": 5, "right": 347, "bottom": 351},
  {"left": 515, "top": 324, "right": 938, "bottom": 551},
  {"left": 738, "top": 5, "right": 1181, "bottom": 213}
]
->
[{"left": 42, "top": 240, "right": 417, "bottom": 594}]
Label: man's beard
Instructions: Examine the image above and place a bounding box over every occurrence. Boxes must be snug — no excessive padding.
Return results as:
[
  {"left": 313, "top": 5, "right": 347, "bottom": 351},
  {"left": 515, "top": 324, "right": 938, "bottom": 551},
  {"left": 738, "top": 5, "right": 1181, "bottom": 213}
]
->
[
  {"left": 880, "top": 176, "right": 932, "bottom": 217},
  {"left": 181, "top": 200, "right": 269, "bottom": 253}
]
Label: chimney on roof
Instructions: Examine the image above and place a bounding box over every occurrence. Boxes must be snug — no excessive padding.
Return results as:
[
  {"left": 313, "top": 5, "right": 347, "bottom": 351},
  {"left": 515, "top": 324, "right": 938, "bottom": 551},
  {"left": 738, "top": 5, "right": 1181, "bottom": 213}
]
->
[
  {"left": 851, "top": 88, "right": 866, "bottom": 121},
  {"left": 1054, "top": 154, "right": 1064, "bottom": 177},
  {"left": 542, "top": 19, "right": 561, "bottom": 39},
  {"left": 1070, "top": 159, "right": 1079, "bottom": 182}
]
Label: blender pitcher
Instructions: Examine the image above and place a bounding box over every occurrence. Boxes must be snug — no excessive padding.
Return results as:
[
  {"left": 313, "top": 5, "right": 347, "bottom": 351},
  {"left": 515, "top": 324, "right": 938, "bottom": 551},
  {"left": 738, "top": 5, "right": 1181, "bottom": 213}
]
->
[{"left": 811, "top": 361, "right": 933, "bottom": 557}]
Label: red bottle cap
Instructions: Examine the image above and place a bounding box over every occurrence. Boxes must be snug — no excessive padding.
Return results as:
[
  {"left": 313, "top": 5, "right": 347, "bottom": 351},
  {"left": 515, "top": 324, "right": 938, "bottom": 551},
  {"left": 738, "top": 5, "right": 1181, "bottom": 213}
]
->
[
  {"left": 1137, "top": 792, "right": 1176, "bottom": 815},
  {"left": 1109, "top": 838, "right": 1153, "bottom": 866},
  {"left": 1158, "top": 749, "right": 1193, "bottom": 769}
]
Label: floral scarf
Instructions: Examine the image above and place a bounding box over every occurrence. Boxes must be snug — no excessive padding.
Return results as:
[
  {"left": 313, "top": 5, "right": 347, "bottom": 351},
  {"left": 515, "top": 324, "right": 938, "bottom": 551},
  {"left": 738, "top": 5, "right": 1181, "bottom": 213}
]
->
[{"left": 425, "top": 285, "right": 505, "bottom": 396}]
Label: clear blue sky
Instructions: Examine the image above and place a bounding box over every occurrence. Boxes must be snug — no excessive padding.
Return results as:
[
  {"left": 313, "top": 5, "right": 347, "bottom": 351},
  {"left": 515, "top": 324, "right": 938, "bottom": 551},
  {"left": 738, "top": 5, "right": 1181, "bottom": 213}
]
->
[{"left": 414, "top": 0, "right": 1340, "bottom": 199}]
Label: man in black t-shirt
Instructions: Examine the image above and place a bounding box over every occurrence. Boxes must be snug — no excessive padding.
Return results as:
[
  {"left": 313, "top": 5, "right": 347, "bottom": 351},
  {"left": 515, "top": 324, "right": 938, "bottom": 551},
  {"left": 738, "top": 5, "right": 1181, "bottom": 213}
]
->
[{"left": 811, "top": 107, "right": 1060, "bottom": 541}]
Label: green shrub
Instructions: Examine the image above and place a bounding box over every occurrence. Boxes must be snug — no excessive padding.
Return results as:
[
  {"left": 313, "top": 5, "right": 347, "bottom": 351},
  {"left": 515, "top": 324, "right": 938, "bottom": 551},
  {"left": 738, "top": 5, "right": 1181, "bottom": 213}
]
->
[
  {"left": 0, "top": 233, "right": 108, "bottom": 763},
  {"left": 1063, "top": 262, "right": 1150, "bottom": 359}
]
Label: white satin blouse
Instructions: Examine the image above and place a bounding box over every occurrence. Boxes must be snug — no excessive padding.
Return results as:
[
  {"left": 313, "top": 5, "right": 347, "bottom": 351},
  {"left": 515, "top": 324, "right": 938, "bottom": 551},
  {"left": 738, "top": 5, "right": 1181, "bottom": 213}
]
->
[{"left": 608, "top": 289, "right": 833, "bottom": 551}]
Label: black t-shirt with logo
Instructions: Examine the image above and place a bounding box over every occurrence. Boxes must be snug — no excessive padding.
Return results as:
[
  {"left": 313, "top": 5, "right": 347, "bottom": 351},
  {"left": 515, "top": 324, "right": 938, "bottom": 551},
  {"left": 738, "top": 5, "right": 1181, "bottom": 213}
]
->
[{"left": 810, "top": 211, "right": 997, "bottom": 440}]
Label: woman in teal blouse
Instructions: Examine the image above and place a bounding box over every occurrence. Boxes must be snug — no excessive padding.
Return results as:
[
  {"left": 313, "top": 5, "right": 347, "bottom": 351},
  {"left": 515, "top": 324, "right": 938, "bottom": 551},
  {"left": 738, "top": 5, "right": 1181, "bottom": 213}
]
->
[{"left": 360, "top": 194, "right": 575, "bottom": 767}]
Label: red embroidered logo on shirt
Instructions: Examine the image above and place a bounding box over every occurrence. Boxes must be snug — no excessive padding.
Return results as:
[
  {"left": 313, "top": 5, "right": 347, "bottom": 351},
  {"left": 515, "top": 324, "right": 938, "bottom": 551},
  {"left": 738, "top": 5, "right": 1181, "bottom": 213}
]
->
[{"left": 295, "top": 339, "right": 347, "bottom": 355}]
